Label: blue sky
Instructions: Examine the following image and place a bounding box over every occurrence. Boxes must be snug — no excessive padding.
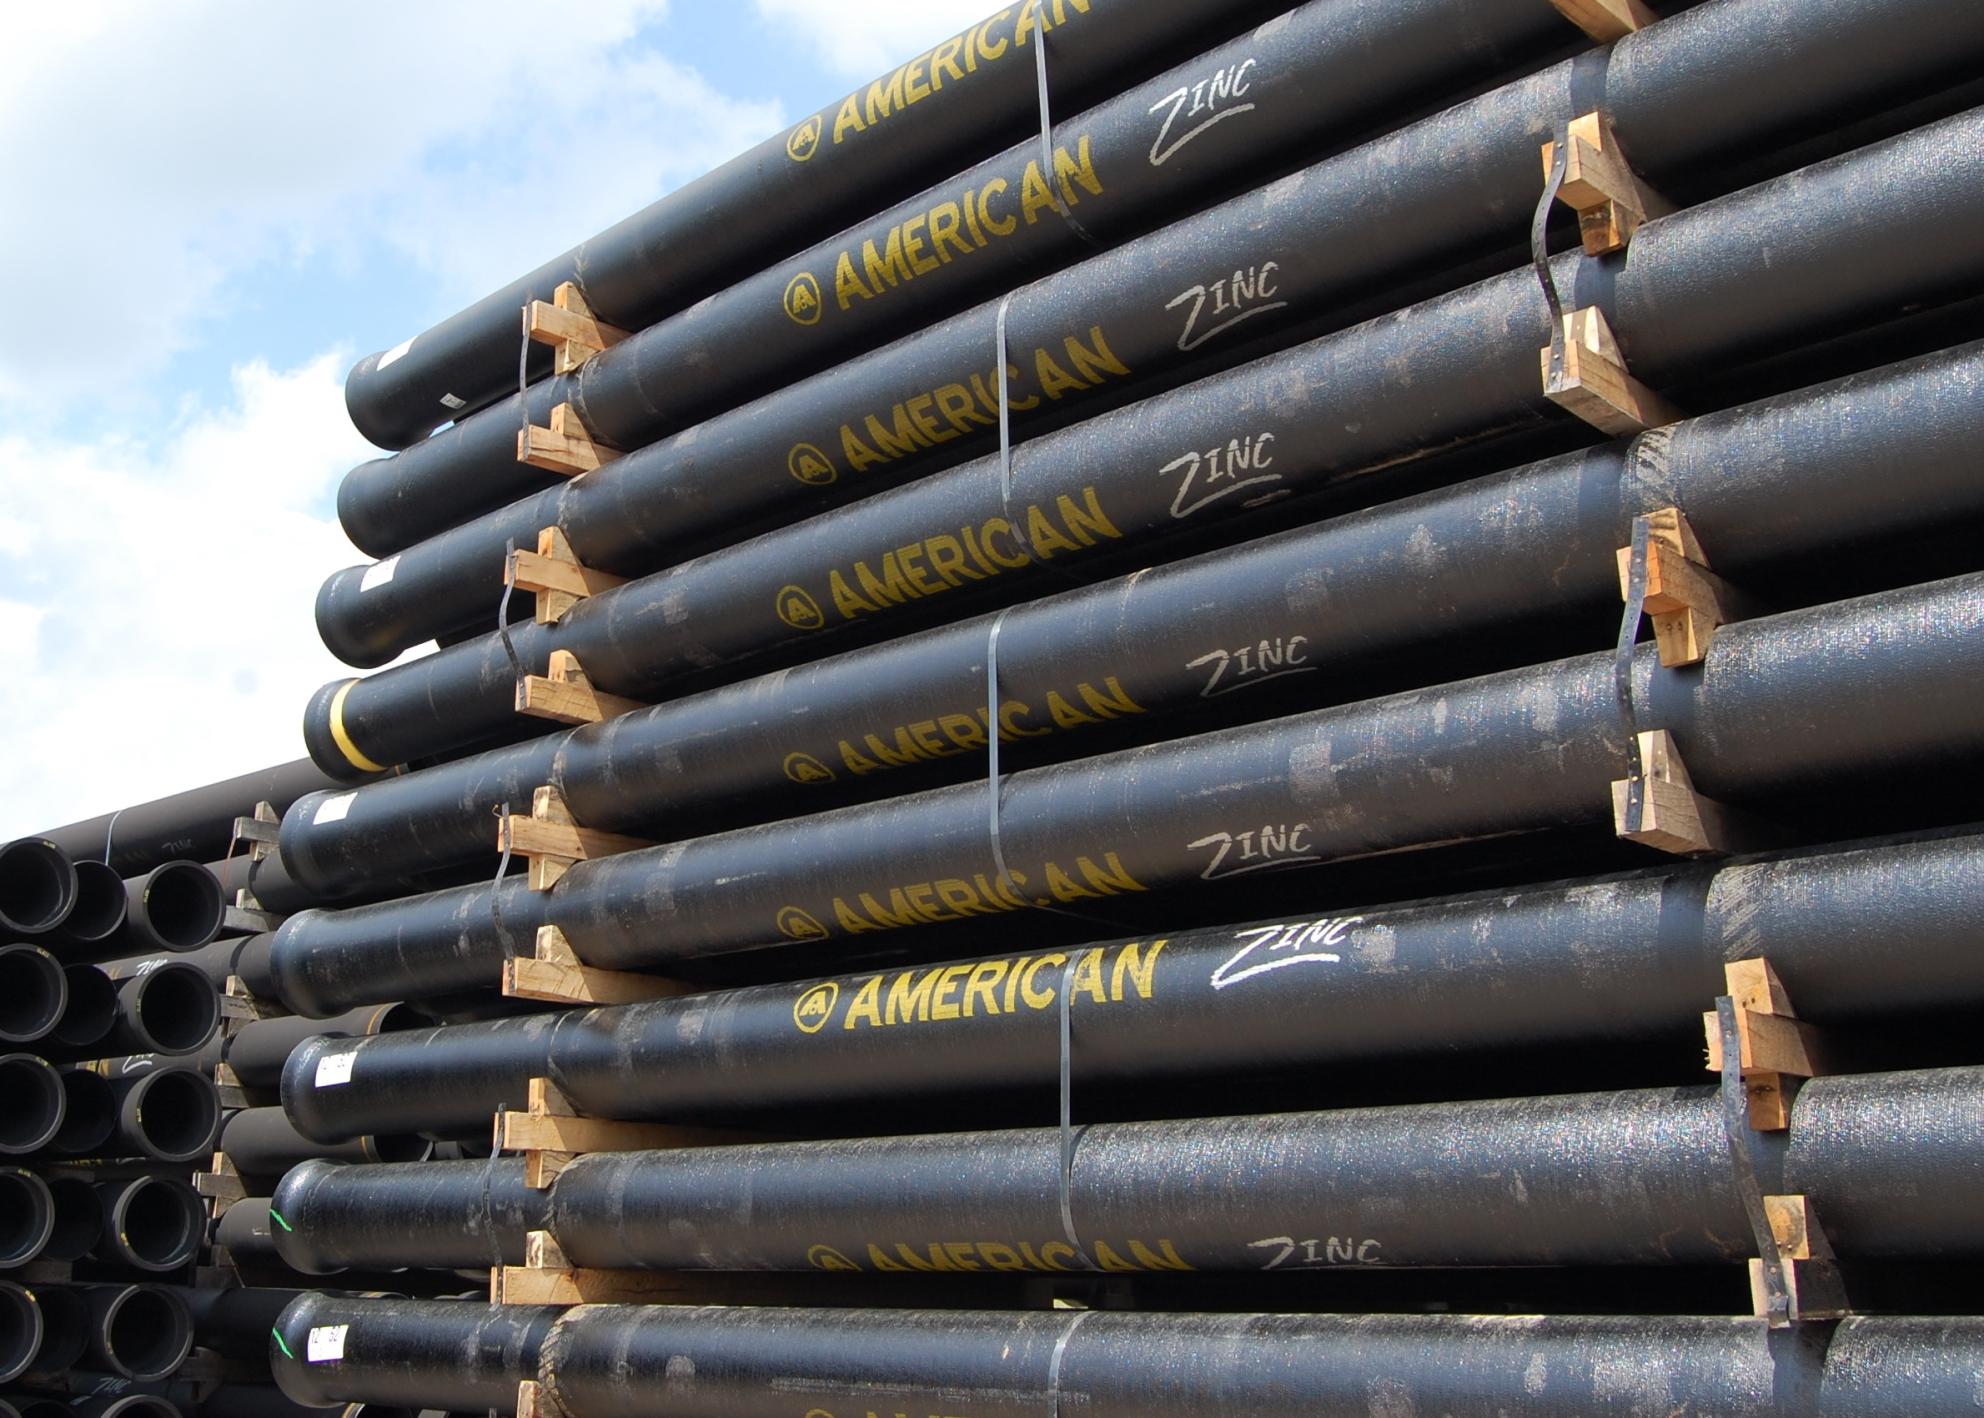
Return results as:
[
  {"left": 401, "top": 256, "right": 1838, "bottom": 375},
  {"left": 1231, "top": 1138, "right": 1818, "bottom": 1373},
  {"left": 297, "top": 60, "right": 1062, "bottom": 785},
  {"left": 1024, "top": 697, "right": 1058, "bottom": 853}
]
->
[{"left": 0, "top": 0, "right": 989, "bottom": 835}]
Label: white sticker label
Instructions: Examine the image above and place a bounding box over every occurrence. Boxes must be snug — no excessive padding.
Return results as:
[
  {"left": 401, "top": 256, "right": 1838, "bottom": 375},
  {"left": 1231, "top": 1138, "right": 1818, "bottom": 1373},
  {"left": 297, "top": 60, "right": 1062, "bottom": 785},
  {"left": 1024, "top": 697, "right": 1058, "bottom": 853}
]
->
[
  {"left": 314, "top": 1052, "right": 356, "bottom": 1088},
  {"left": 307, "top": 1324, "right": 349, "bottom": 1362},
  {"left": 313, "top": 793, "right": 356, "bottom": 826},
  {"left": 376, "top": 337, "right": 415, "bottom": 370},
  {"left": 359, "top": 556, "right": 399, "bottom": 592},
  {"left": 438, "top": 392, "right": 467, "bottom": 411}
]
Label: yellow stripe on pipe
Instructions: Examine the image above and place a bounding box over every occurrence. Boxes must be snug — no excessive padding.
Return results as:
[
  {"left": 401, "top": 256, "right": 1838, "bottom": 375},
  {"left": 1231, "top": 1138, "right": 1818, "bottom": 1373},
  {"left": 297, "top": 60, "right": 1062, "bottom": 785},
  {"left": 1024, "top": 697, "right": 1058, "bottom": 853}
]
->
[{"left": 328, "top": 680, "right": 389, "bottom": 774}]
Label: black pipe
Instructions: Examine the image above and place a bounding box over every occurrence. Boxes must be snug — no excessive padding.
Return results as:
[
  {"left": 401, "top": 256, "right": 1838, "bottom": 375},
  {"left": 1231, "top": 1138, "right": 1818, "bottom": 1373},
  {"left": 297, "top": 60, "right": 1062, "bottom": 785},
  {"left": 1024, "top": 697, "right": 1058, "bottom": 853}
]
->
[
  {"left": 269, "top": 1157, "right": 545, "bottom": 1274},
  {"left": 41, "top": 1176, "right": 104, "bottom": 1264},
  {"left": 194, "top": 1385, "right": 333, "bottom": 1418},
  {"left": 51, "top": 1396, "right": 183, "bottom": 1418},
  {"left": 318, "top": 0, "right": 1984, "bottom": 665},
  {"left": 340, "top": 0, "right": 1307, "bottom": 453},
  {"left": 112, "top": 863, "right": 224, "bottom": 958},
  {"left": 0, "top": 946, "right": 65, "bottom": 1045},
  {"left": 166, "top": 1285, "right": 304, "bottom": 1361},
  {"left": 100, "top": 1066, "right": 220, "bottom": 1164},
  {"left": 99, "top": 935, "right": 242, "bottom": 990},
  {"left": 29, "top": 1284, "right": 89, "bottom": 1372},
  {"left": 306, "top": 102, "right": 1984, "bottom": 778},
  {"left": 50, "top": 860, "right": 130, "bottom": 950},
  {"left": 0, "top": 1168, "right": 52, "bottom": 1268},
  {"left": 48, "top": 967, "right": 116, "bottom": 1055},
  {"left": 282, "top": 340, "right": 1984, "bottom": 904},
  {"left": 59, "top": 1286, "right": 192, "bottom": 1383},
  {"left": 270, "top": 1293, "right": 557, "bottom": 1414},
  {"left": 49, "top": 1067, "right": 115, "bottom": 1158},
  {"left": 38, "top": 965, "right": 217, "bottom": 1062},
  {"left": 219, "top": 1107, "right": 434, "bottom": 1179},
  {"left": 544, "top": 1067, "right": 1982, "bottom": 1273},
  {"left": 333, "top": 0, "right": 1589, "bottom": 562},
  {"left": 224, "top": 1004, "right": 419, "bottom": 1092},
  {"left": 279, "top": 826, "right": 1984, "bottom": 1140},
  {"left": 535, "top": 1307, "right": 1984, "bottom": 1418},
  {"left": 0, "top": 1281, "right": 40, "bottom": 1385},
  {"left": 211, "top": 1199, "right": 277, "bottom": 1266},
  {"left": 91, "top": 1177, "right": 207, "bottom": 1273},
  {"left": 36, "top": 757, "right": 359, "bottom": 877},
  {"left": 0, "top": 1054, "right": 64, "bottom": 1155},
  {"left": 0, "top": 839, "right": 77, "bottom": 938}
]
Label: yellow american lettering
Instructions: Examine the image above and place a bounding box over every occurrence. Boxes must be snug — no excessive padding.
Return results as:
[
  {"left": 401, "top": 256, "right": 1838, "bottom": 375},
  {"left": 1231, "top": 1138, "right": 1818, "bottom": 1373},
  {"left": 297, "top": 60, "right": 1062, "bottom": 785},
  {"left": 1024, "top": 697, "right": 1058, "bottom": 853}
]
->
[
  {"left": 834, "top": 897, "right": 879, "bottom": 934},
  {"left": 832, "top": 250, "right": 871, "bottom": 311},
  {"left": 843, "top": 975, "right": 884, "bottom": 1029},
  {"left": 1057, "top": 486, "right": 1121, "bottom": 547},
  {"left": 1033, "top": 344, "right": 1087, "bottom": 400},
  {"left": 828, "top": 569, "right": 878, "bottom": 620},
  {"left": 1109, "top": 940, "right": 1165, "bottom": 1002},
  {"left": 839, "top": 422, "right": 882, "bottom": 473},
  {"left": 1077, "top": 675, "right": 1142, "bottom": 720},
  {"left": 1129, "top": 1238, "right": 1194, "bottom": 1272},
  {"left": 1079, "top": 852, "right": 1147, "bottom": 896},
  {"left": 1064, "top": 325, "right": 1130, "bottom": 386},
  {"left": 961, "top": 959, "right": 1008, "bottom": 1016},
  {"left": 855, "top": 554, "right": 919, "bottom": 609},
  {"left": 978, "top": 178, "right": 1016, "bottom": 236},
  {"left": 1046, "top": 691, "right": 1101, "bottom": 731},
  {"left": 928, "top": 963, "right": 972, "bottom": 1020},
  {"left": 1025, "top": 501, "right": 1080, "bottom": 557},
  {"left": 885, "top": 968, "right": 941, "bottom": 1025},
  {"left": 1053, "top": 134, "right": 1104, "bottom": 206},
  {"left": 1045, "top": 858, "right": 1101, "bottom": 899},
  {"left": 838, "top": 740, "right": 881, "bottom": 776},
  {"left": 1019, "top": 953, "right": 1064, "bottom": 1008}
]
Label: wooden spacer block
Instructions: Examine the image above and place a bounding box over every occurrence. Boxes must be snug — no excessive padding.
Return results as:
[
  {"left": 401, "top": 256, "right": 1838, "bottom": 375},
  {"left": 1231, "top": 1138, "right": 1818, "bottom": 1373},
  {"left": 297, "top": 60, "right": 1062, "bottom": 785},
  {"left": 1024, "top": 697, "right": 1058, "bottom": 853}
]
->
[
  {"left": 516, "top": 1379, "right": 558, "bottom": 1418},
  {"left": 1548, "top": 0, "right": 1659, "bottom": 43},
  {"left": 1541, "top": 111, "right": 1673, "bottom": 255},
  {"left": 1615, "top": 506, "right": 1745, "bottom": 666},
  {"left": 502, "top": 925, "right": 692, "bottom": 1006},
  {"left": 495, "top": 785, "right": 651, "bottom": 893},
  {"left": 526, "top": 281, "right": 629, "bottom": 376},
  {"left": 1764, "top": 1194, "right": 1835, "bottom": 1262},
  {"left": 1611, "top": 728, "right": 1734, "bottom": 856},
  {"left": 518, "top": 649, "right": 647, "bottom": 728},
  {"left": 500, "top": 1076, "right": 768, "bottom": 1188},
  {"left": 506, "top": 527, "right": 628, "bottom": 626},
  {"left": 518, "top": 403, "right": 622, "bottom": 477},
  {"left": 1542, "top": 306, "right": 1681, "bottom": 436},
  {"left": 1703, "top": 957, "right": 1826, "bottom": 1130}
]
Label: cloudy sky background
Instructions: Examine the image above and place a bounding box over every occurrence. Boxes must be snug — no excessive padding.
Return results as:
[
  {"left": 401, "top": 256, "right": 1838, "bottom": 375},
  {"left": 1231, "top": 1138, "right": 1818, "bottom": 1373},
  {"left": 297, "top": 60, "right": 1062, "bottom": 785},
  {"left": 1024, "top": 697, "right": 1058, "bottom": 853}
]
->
[{"left": 0, "top": 0, "right": 990, "bottom": 837}]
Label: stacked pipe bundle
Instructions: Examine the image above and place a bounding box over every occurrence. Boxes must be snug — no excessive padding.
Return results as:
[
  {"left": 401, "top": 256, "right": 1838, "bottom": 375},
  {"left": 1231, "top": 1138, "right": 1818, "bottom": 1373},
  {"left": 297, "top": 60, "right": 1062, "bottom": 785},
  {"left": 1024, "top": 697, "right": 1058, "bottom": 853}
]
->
[
  {"left": 10, "top": 786, "right": 474, "bottom": 1416},
  {"left": 16, "top": 0, "right": 1984, "bottom": 1412}
]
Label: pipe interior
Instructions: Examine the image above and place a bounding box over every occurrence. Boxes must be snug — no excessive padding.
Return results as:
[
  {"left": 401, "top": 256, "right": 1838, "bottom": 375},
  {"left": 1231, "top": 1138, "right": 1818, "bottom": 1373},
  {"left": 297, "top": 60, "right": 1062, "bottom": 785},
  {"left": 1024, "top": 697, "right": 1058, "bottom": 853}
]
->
[
  {"left": 103, "top": 1287, "right": 188, "bottom": 1377},
  {"left": 44, "top": 1175, "right": 104, "bottom": 1260},
  {"left": 130, "top": 1069, "right": 218, "bottom": 1160},
  {"left": 64, "top": 860, "right": 128, "bottom": 941},
  {"left": 132, "top": 966, "right": 218, "bottom": 1053},
  {"left": 139, "top": 863, "right": 223, "bottom": 949},
  {"left": 53, "top": 1068, "right": 115, "bottom": 1155},
  {"left": 115, "top": 1178, "right": 203, "bottom": 1268},
  {"left": 0, "top": 1171, "right": 49, "bottom": 1266},
  {"left": 0, "top": 949, "right": 62, "bottom": 1042},
  {"left": 0, "top": 1058, "right": 60, "bottom": 1152},
  {"left": 0, "top": 1283, "right": 39, "bottom": 1377},
  {"left": 54, "top": 966, "right": 117, "bottom": 1047},
  {"left": 0, "top": 842, "right": 71, "bottom": 933}
]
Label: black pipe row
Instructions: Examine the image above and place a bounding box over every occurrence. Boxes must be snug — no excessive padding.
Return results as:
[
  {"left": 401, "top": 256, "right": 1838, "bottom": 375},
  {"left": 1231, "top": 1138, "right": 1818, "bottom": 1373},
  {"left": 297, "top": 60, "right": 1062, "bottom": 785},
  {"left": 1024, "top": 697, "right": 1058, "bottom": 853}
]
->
[
  {"left": 277, "top": 826, "right": 1984, "bottom": 1138},
  {"left": 279, "top": 337, "right": 1984, "bottom": 905},
  {"left": 266, "top": 1065, "right": 1984, "bottom": 1275},
  {"left": 271, "top": 561, "right": 1984, "bottom": 1037},
  {"left": 0, "top": 1170, "right": 205, "bottom": 1272},
  {"left": 33, "top": 757, "right": 348, "bottom": 878},
  {"left": 317, "top": 0, "right": 1984, "bottom": 665},
  {"left": 0, "top": 1054, "right": 219, "bottom": 1164},
  {"left": 332, "top": 0, "right": 1592, "bottom": 565},
  {"left": 269, "top": 1298, "right": 1984, "bottom": 1418},
  {"left": 341, "top": 0, "right": 1292, "bottom": 451},
  {"left": 306, "top": 100, "right": 1984, "bottom": 776}
]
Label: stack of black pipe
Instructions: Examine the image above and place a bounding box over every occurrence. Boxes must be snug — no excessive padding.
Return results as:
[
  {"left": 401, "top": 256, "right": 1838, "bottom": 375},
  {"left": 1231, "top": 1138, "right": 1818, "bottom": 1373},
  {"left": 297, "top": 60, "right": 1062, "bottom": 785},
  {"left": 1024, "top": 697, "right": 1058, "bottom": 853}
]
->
[{"left": 23, "top": 0, "right": 1984, "bottom": 1412}]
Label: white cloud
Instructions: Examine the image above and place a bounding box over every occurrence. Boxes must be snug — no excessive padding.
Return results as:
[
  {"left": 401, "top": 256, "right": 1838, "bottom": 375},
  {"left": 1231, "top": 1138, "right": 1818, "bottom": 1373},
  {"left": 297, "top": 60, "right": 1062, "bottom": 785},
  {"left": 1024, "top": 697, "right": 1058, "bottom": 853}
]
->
[
  {"left": 0, "top": 352, "right": 377, "bottom": 837},
  {"left": 0, "top": 1, "right": 785, "bottom": 410},
  {"left": 755, "top": 0, "right": 1006, "bottom": 78}
]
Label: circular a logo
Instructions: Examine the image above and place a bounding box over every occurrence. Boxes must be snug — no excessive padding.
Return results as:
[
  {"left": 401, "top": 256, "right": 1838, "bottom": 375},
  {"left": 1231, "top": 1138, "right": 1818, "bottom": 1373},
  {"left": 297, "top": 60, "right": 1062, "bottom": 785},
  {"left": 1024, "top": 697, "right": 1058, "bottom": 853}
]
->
[
  {"left": 786, "top": 114, "right": 823, "bottom": 163},
  {"left": 792, "top": 981, "right": 841, "bottom": 1034},
  {"left": 783, "top": 751, "right": 837, "bottom": 786},
  {"left": 807, "top": 1243, "right": 860, "bottom": 1272},
  {"left": 775, "top": 584, "right": 825, "bottom": 631},
  {"left": 783, "top": 271, "right": 823, "bottom": 326},
  {"left": 777, "top": 906, "right": 829, "bottom": 942},
  {"left": 787, "top": 442, "right": 837, "bottom": 486}
]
